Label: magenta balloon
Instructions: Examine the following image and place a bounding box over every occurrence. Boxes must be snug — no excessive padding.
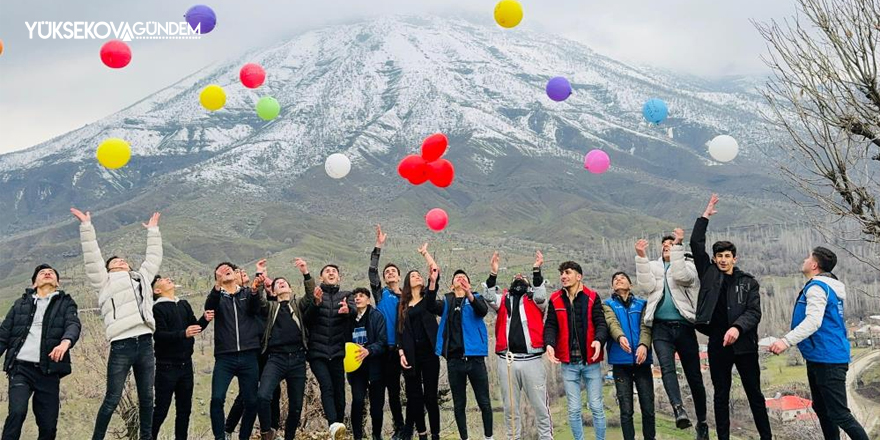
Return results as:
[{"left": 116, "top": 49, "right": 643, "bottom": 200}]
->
[
  {"left": 425, "top": 208, "right": 449, "bottom": 232},
  {"left": 546, "top": 76, "right": 572, "bottom": 102},
  {"left": 584, "top": 149, "right": 610, "bottom": 174}
]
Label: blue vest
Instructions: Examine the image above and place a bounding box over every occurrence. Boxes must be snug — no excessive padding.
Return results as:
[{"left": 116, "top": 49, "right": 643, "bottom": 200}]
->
[
  {"left": 791, "top": 279, "right": 850, "bottom": 364},
  {"left": 604, "top": 296, "right": 653, "bottom": 365},
  {"left": 376, "top": 287, "right": 399, "bottom": 347},
  {"left": 435, "top": 292, "right": 489, "bottom": 357}
]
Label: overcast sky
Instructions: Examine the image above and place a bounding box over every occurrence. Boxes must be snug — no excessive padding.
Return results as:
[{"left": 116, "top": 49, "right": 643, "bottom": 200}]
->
[{"left": 0, "top": 0, "right": 797, "bottom": 154}]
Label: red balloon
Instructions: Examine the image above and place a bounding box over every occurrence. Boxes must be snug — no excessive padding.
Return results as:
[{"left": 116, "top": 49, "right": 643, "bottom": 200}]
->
[
  {"left": 427, "top": 159, "right": 455, "bottom": 188},
  {"left": 421, "top": 133, "right": 448, "bottom": 162},
  {"left": 425, "top": 208, "right": 448, "bottom": 232},
  {"left": 240, "top": 63, "right": 266, "bottom": 89},
  {"left": 398, "top": 155, "right": 429, "bottom": 184},
  {"left": 100, "top": 40, "right": 131, "bottom": 69}
]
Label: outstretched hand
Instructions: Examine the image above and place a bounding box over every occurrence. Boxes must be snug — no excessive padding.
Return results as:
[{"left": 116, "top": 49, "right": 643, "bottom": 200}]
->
[
  {"left": 375, "top": 224, "right": 387, "bottom": 248},
  {"left": 673, "top": 228, "right": 685, "bottom": 245},
  {"left": 418, "top": 242, "right": 428, "bottom": 256},
  {"left": 635, "top": 239, "right": 648, "bottom": 258},
  {"left": 143, "top": 212, "right": 161, "bottom": 229},
  {"left": 294, "top": 258, "right": 308, "bottom": 275},
  {"left": 490, "top": 251, "right": 500, "bottom": 274},
  {"left": 256, "top": 259, "right": 268, "bottom": 274},
  {"left": 70, "top": 208, "right": 90, "bottom": 223},
  {"left": 534, "top": 250, "right": 544, "bottom": 268},
  {"left": 703, "top": 193, "right": 719, "bottom": 218}
]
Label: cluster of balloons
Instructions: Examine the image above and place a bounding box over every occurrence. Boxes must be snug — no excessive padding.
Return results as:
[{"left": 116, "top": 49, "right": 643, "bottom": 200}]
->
[
  {"left": 397, "top": 134, "right": 456, "bottom": 188},
  {"left": 198, "top": 62, "right": 279, "bottom": 120}
]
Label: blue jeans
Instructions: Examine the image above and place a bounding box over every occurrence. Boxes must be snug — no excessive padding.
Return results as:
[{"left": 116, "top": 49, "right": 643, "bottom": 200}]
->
[
  {"left": 92, "top": 334, "right": 155, "bottom": 440},
  {"left": 211, "top": 351, "right": 259, "bottom": 440},
  {"left": 560, "top": 363, "right": 605, "bottom": 440}
]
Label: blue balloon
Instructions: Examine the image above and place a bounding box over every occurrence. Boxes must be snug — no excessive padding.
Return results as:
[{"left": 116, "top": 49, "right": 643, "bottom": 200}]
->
[
  {"left": 642, "top": 98, "right": 668, "bottom": 124},
  {"left": 185, "top": 5, "right": 217, "bottom": 34}
]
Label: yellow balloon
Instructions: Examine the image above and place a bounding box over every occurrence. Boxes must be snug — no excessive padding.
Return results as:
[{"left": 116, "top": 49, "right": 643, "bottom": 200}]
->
[
  {"left": 200, "top": 84, "right": 226, "bottom": 111},
  {"left": 96, "top": 138, "right": 131, "bottom": 169},
  {"left": 494, "top": 0, "right": 523, "bottom": 29},
  {"left": 344, "top": 342, "right": 363, "bottom": 373}
]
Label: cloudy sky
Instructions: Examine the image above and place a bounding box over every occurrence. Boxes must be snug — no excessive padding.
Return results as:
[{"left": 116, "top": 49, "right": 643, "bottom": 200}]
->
[{"left": 0, "top": 0, "right": 797, "bottom": 154}]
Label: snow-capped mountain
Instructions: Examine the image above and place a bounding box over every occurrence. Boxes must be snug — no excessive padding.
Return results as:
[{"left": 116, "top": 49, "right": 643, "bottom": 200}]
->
[{"left": 0, "top": 15, "right": 784, "bottom": 240}]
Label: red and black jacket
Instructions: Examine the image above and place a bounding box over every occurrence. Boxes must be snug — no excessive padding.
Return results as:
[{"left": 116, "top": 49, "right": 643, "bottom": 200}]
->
[
  {"left": 543, "top": 286, "right": 608, "bottom": 364},
  {"left": 495, "top": 292, "right": 545, "bottom": 354}
]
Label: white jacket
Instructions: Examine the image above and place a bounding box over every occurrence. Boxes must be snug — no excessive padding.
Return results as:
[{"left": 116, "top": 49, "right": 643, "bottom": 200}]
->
[
  {"left": 636, "top": 244, "right": 700, "bottom": 326},
  {"left": 80, "top": 222, "right": 161, "bottom": 342}
]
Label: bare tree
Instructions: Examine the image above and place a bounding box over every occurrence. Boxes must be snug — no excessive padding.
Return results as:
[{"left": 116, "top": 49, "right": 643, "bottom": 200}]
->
[{"left": 755, "top": 0, "right": 880, "bottom": 269}]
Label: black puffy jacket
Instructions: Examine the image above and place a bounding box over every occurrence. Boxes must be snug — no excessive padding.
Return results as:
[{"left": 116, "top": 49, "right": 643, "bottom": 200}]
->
[
  {"left": 690, "top": 217, "right": 762, "bottom": 354},
  {"left": 0, "top": 289, "right": 81, "bottom": 377},
  {"left": 204, "top": 286, "right": 262, "bottom": 355},
  {"left": 301, "top": 275, "right": 354, "bottom": 360}
]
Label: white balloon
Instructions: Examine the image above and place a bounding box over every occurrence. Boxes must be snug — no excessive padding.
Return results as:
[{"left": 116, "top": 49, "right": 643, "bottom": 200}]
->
[
  {"left": 708, "top": 135, "right": 739, "bottom": 163},
  {"left": 325, "top": 153, "right": 351, "bottom": 179}
]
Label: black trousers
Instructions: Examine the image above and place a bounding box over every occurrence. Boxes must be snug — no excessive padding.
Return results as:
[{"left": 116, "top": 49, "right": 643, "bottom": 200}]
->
[
  {"left": 2, "top": 362, "right": 60, "bottom": 440},
  {"left": 652, "top": 321, "right": 707, "bottom": 422},
  {"left": 259, "top": 352, "right": 307, "bottom": 440},
  {"left": 152, "top": 361, "right": 194, "bottom": 440},
  {"left": 348, "top": 367, "right": 385, "bottom": 440},
  {"left": 382, "top": 349, "right": 405, "bottom": 430},
  {"left": 309, "top": 357, "right": 346, "bottom": 425},
  {"left": 612, "top": 364, "right": 655, "bottom": 440},
  {"left": 403, "top": 353, "right": 440, "bottom": 437},
  {"left": 447, "top": 357, "right": 493, "bottom": 440},
  {"left": 226, "top": 353, "right": 280, "bottom": 433},
  {"left": 707, "top": 342, "right": 771, "bottom": 440},
  {"left": 806, "top": 362, "right": 869, "bottom": 440}
]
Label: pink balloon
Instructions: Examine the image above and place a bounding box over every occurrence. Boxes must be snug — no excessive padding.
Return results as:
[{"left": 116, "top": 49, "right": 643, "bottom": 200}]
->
[
  {"left": 239, "top": 63, "right": 266, "bottom": 89},
  {"left": 584, "top": 149, "right": 610, "bottom": 174},
  {"left": 425, "top": 208, "right": 448, "bottom": 232}
]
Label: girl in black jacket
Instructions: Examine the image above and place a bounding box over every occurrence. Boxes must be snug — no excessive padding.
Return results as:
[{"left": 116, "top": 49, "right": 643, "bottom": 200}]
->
[
  {"left": 347, "top": 287, "right": 387, "bottom": 440},
  {"left": 397, "top": 244, "right": 442, "bottom": 440}
]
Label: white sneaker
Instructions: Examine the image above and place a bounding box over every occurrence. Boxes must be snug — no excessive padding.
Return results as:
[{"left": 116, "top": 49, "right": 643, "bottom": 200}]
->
[{"left": 330, "top": 422, "right": 348, "bottom": 440}]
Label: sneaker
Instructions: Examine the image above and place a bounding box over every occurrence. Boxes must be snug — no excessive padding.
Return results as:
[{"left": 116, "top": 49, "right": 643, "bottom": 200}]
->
[
  {"left": 225, "top": 433, "right": 235, "bottom": 440},
  {"left": 674, "top": 405, "right": 692, "bottom": 429},
  {"left": 695, "top": 421, "right": 709, "bottom": 440},
  {"left": 330, "top": 422, "right": 348, "bottom": 440}
]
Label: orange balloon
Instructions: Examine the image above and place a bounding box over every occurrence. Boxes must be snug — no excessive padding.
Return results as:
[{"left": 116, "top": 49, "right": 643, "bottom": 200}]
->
[{"left": 0, "top": 39, "right": 4, "bottom": 56}]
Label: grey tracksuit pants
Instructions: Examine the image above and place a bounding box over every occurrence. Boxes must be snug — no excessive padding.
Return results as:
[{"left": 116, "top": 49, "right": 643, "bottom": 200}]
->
[{"left": 496, "top": 355, "right": 553, "bottom": 440}]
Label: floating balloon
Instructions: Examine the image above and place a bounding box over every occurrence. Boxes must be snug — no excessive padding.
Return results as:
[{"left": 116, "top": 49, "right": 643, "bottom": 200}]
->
[
  {"left": 344, "top": 342, "right": 363, "bottom": 373},
  {"left": 199, "top": 85, "right": 226, "bottom": 111},
  {"left": 398, "top": 155, "right": 428, "bottom": 183},
  {"left": 494, "top": 0, "right": 524, "bottom": 29},
  {"left": 325, "top": 153, "right": 352, "bottom": 179},
  {"left": 546, "top": 77, "right": 572, "bottom": 102},
  {"left": 96, "top": 138, "right": 131, "bottom": 169},
  {"left": 421, "top": 133, "right": 448, "bottom": 162},
  {"left": 100, "top": 40, "right": 131, "bottom": 69},
  {"left": 185, "top": 5, "right": 217, "bottom": 34},
  {"left": 240, "top": 63, "right": 266, "bottom": 89},
  {"left": 256, "top": 96, "right": 280, "bottom": 121},
  {"left": 427, "top": 159, "right": 455, "bottom": 188},
  {"left": 584, "top": 149, "right": 610, "bottom": 174},
  {"left": 0, "top": 39, "right": 4, "bottom": 56},
  {"left": 642, "top": 98, "right": 668, "bottom": 124},
  {"left": 708, "top": 135, "right": 739, "bottom": 162},
  {"left": 425, "top": 208, "right": 449, "bottom": 232}
]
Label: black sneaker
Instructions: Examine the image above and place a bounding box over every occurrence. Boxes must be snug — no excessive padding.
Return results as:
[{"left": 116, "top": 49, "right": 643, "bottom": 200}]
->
[
  {"left": 674, "top": 405, "right": 692, "bottom": 429},
  {"left": 695, "top": 421, "right": 710, "bottom": 440}
]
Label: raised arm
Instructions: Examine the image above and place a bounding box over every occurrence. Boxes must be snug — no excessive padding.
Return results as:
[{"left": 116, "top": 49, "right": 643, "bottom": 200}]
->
[
  {"left": 138, "top": 212, "right": 163, "bottom": 281},
  {"left": 73, "top": 208, "right": 108, "bottom": 291},
  {"left": 369, "top": 225, "right": 386, "bottom": 300},
  {"left": 483, "top": 252, "right": 501, "bottom": 311},
  {"left": 668, "top": 228, "right": 698, "bottom": 287},
  {"left": 634, "top": 239, "right": 657, "bottom": 294},
  {"left": 689, "top": 194, "right": 718, "bottom": 277}
]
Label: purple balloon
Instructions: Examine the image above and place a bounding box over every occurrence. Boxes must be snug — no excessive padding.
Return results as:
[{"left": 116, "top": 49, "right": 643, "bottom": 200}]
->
[
  {"left": 185, "top": 5, "right": 217, "bottom": 34},
  {"left": 546, "top": 76, "right": 572, "bottom": 102}
]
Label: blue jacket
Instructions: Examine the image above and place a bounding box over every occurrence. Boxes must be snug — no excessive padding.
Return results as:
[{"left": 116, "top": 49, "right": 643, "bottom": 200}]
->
[
  {"left": 604, "top": 294, "right": 653, "bottom": 365},
  {"left": 375, "top": 287, "right": 399, "bottom": 347},
  {"left": 431, "top": 291, "right": 489, "bottom": 357},
  {"left": 792, "top": 279, "right": 850, "bottom": 364}
]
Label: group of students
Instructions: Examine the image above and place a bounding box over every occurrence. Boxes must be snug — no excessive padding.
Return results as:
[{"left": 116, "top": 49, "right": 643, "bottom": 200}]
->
[{"left": 0, "top": 194, "right": 871, "bottom": 440}]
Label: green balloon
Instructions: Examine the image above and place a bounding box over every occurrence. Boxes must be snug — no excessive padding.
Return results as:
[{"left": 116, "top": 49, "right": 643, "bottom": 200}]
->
[{"left": 256, "top": 96, "right": 280, "bottom": 121}]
